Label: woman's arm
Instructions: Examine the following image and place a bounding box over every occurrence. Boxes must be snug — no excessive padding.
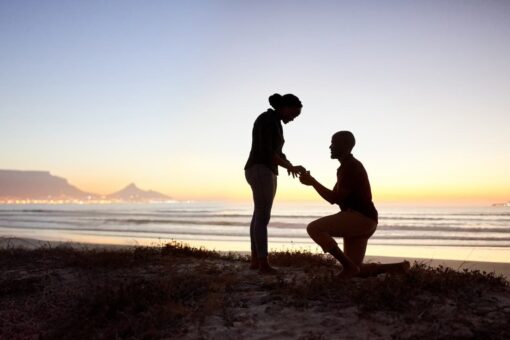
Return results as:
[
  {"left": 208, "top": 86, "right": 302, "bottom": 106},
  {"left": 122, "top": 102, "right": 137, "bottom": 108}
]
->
[
  {"left": 254, "top": 116, "right": 305, "bottom": 176},
  {"left": 299, "top": 171, "right": 337, "bottom": 204},
  {"left": 273, "top": 154, "right": 306, "bottom": 178}
]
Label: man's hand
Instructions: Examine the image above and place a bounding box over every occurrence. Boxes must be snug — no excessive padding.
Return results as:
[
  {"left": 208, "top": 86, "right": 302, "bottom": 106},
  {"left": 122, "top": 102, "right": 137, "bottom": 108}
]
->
[
  {"left": 299, "top": 171, "right": 315, "bottom": 186},
  {"left": 287, "top": 165, "right": 307, "bottom": 178}
]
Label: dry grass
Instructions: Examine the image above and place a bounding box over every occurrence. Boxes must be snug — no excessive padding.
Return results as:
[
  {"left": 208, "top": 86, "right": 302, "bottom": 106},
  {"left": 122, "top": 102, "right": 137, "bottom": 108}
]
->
[
  {"left": 268, "top": 249, "right": 337, "bottom": 268},
  {"left": 0, "top": 242, "right": 508, "bottom": 339},
  {"left": 0, "top": 242, "right": 236, "bottom": 339}
]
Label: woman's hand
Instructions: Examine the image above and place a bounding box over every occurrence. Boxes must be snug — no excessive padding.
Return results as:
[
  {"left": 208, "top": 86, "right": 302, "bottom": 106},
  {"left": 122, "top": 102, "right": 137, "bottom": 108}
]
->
[
  {"left": 287, "top": 165, "right": 306, "bottom": 178},
  {"left": 299, "top": 171, "right": 315, "bottom": 186}
]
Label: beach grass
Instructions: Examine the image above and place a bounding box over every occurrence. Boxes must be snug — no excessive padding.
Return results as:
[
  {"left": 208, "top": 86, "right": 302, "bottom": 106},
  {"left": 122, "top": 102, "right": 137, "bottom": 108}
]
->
[{"left": 0, "top": 241, "right": 509, "bottom": 339}]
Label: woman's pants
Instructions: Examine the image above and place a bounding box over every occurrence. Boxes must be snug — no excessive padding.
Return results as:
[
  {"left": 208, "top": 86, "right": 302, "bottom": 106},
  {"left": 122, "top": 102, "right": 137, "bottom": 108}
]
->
[{"left": 245, "top": 164, "right": 277, "bottom": 258}]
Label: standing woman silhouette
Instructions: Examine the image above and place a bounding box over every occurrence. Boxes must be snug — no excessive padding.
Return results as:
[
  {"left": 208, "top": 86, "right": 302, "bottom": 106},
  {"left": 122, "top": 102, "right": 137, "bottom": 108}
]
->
[{"left": 245, "top": 93, "right": 305, "bottom": 274}]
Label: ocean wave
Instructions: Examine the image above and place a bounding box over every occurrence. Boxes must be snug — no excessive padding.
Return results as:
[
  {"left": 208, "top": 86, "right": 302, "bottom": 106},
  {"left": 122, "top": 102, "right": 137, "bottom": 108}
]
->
[
  {"left": 4, "top": 208, "right": 510, "bottom": 217},
  {"left": 101, "top": 218, "right": 510, "bottom": 233},
  {"left": 2, "top": 210, "right": 510, "bottom": 225},
  {"left": 103, "top": 218, "right": 246, "bottom": 226},
  {"left": 2, "top": 224, "right": 510, "bottom": 242},
  {"left": 2, "top": 215, "right": 510, "bottom": 234}
]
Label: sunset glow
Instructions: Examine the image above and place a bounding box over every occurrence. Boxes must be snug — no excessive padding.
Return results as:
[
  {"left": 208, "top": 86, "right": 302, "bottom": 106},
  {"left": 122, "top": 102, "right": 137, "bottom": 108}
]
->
[{"left": 1, "top": 1, "right": 509, "bottom": 205}]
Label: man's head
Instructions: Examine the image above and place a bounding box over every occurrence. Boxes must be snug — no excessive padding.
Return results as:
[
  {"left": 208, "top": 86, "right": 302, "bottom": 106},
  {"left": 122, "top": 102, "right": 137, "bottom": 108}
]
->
[{"left": 330, "top": 131, "right": 355, "bottom": 159}]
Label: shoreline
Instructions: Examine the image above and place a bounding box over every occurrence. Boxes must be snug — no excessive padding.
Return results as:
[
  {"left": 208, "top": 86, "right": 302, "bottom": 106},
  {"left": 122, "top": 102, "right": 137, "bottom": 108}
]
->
[{"left": 2, "top": 236, "right": 509, "bottom": 279}]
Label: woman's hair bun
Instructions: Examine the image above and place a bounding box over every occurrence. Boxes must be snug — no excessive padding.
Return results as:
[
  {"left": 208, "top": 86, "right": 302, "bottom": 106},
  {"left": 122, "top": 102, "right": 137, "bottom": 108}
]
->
[
  {"left": 268, "top": 93, "right": 283, "bottom": 109},
  {"left": 268, "top": 93, "right": 302, "bottom": 110}
]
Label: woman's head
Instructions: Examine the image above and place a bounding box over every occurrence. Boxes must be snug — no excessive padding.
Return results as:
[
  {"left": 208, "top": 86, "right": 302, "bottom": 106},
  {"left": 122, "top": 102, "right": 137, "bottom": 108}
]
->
[{"left": 268, "top": 93, "right": 302, "bottom": 124}]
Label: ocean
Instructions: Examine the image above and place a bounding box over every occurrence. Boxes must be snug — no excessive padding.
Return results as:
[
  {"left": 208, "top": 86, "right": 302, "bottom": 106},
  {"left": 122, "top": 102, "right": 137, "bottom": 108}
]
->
[{"left": 1, "top": 202, "right": 509, "bottom": 263}]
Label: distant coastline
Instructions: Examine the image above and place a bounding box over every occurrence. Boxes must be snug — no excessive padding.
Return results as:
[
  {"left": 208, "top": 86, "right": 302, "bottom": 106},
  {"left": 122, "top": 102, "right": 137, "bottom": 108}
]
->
[{"left": 0, "top": 169, "right": 171, "bottom": 203}]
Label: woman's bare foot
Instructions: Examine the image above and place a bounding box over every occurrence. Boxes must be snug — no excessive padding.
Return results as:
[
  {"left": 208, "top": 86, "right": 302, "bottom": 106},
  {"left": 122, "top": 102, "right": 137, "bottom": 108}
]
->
[
  {"left": 258, "top": 257, "right": 278, "bottom": 275},
  {"left": 249, "top": 256, "right": 259, "bottom": 270},
  {"left": 259, "top": 265, "right": 278, "bottom": 275}
]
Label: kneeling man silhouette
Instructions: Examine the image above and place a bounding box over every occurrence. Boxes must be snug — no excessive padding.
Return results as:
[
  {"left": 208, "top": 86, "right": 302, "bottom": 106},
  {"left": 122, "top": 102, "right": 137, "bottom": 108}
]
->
[{"left": 299, "top": 131, "right": 409, "bottom": 278}]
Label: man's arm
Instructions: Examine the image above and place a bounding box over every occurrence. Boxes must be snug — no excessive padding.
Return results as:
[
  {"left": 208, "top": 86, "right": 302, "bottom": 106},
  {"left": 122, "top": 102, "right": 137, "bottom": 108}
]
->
[{"left": 299, "top": 171, "right": 337, "bottom": 204}]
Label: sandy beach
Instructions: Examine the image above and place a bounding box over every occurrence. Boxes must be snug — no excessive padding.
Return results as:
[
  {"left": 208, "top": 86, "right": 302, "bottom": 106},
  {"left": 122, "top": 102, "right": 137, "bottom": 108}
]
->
[{"left": 1, "top": 237, "right": 509, "bottom": 339}]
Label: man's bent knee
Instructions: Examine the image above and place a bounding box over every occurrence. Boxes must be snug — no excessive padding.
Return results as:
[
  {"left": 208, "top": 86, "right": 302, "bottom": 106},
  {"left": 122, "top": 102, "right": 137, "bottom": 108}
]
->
[
  {"left": 307, "top": 221, "right": 336, "bottom": 252},
  {"left": 306, "top": 220, "right": 319, "bottom": 237}
]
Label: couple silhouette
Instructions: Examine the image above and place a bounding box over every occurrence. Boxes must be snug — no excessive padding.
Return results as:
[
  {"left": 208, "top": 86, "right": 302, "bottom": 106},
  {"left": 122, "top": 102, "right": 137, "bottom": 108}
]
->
[{"left": 245, "top": 93, "right": 409, "bottom": 277}]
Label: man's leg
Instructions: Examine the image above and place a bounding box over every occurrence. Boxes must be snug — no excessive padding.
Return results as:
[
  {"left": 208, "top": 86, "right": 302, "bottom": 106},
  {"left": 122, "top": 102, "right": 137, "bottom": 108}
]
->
[
  {"left": 344, "top": 237, "right": 389, "bottom": 276},
  {"left": 307, "top": 212, "right": 375, "bottom": 278},
  {"left": 340, "top": 221, "right": 410, "bottom": 277},
  {"left": 343, "top": 237, "right": 369, "bottom": 267},
  {"left": 343, "top": 233, "right": 411, "bottom": 277},
  {"left": 358, "top": 261, "right": 411, "bottom": 277},
  {"left": 343, "top": 237, "right": 411, "bottom": 277},
  {"left": 307, "top": 211, "right": 376, "bottom": 251},
  {"left": 327, "top": 245, "right": 360, "bottom": 278}
]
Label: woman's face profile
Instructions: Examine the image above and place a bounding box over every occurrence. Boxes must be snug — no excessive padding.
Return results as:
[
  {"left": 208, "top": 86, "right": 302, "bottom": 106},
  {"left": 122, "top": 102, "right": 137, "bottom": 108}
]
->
[{"left": 280, "top": 106, "right": 301, "bottom": 124}]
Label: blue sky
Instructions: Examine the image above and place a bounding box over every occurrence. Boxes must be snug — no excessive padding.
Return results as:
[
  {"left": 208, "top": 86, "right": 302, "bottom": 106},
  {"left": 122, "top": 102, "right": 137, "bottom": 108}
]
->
[{"left": 1, "top": 1, "right": 509, "bottom": 203}]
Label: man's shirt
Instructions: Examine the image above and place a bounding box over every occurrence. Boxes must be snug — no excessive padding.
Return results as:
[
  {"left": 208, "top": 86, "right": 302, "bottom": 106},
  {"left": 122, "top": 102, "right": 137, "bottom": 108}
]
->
[{"left": 333, "top": 154, "right": 378, "bottom": 223}]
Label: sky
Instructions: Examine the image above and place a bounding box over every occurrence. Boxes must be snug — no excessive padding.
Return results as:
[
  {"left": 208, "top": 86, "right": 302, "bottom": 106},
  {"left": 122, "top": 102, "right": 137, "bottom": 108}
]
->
[{"left": 1, "top": 1, "right": 509, "bottom": 204}]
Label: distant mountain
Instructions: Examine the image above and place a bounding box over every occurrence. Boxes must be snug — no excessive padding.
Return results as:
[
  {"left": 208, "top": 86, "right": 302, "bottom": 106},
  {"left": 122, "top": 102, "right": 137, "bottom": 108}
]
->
[
  {"left": 0, "top": 170, "right": 96, "bottom": 200},
  {"left": 0, "top": 170, "right": 172, "bottom": 202},
  {"left": 106, "top": 183, "right": 171, "bottom": 201}
]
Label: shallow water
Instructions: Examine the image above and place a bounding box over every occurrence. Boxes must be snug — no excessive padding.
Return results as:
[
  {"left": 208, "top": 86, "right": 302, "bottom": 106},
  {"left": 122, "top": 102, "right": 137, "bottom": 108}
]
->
[{"left": 1, "top": 202, "right": 509, "bottom": 262}]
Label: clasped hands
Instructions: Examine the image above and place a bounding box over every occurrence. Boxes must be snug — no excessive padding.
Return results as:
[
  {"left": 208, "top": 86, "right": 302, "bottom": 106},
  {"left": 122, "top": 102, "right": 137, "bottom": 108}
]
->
[{"left": 287, "top": 165, "right": 315, "bottom": 186}]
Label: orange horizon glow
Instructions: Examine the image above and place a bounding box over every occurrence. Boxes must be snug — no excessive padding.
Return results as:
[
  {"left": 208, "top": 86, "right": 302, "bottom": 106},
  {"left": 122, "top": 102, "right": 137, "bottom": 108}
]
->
[
  {"left": 68, "top": 176, "right": 509, "bottom": 206},
  {"left": 64, "top": 162, "right": 510, "bottom": 202}
]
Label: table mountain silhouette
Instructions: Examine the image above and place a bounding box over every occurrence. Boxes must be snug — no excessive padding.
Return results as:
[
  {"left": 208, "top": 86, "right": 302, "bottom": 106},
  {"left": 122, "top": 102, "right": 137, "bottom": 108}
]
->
[
  {"left": 0, "top": 170, "right": 172, "bottom": 202},
  {"left": 106, "top": 183, "right": 171, "bottom": 201},
  {"left": 0, "top": 170, "right": 95, "bottom": 199}
]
